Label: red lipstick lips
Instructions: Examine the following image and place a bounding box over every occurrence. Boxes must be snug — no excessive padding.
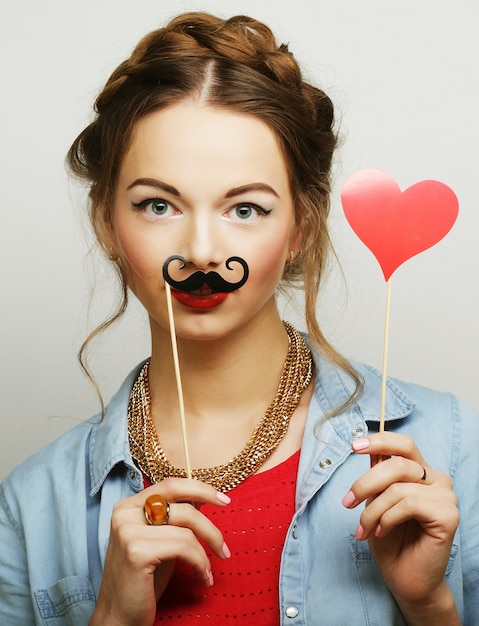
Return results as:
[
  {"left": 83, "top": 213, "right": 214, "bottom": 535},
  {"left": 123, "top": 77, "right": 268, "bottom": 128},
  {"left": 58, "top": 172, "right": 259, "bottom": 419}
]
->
[{"left": 171, "top": 289, "right": 229, "bottom": 310}]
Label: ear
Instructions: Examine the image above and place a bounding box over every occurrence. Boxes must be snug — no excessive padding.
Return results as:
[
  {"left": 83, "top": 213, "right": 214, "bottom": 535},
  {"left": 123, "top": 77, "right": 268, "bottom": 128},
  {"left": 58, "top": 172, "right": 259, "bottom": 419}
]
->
[
  {"left": 288, "top": 220, "right": 303, "bottom": 257},
  {"left": 94, "top": 211, "right": 120, "bottom": 260}
]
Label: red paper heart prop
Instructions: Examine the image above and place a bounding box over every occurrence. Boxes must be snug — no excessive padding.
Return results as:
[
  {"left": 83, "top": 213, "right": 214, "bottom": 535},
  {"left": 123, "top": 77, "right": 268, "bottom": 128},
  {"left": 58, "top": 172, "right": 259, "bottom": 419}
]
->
[{"left": 341, "top": 169, "right": 459, "bottom": 280}]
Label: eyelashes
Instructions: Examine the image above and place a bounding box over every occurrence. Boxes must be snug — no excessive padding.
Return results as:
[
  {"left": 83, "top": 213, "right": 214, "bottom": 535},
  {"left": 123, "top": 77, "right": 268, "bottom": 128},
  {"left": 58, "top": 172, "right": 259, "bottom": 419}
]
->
[
  {"left": 231, "top": 203, "right": 272, "bottom": 221},
  {"left": 131, "top": 198, "right": 174, "bottom": 218},
  {"left": 131, "top": 198, "right": 273, "bottom": 222}
]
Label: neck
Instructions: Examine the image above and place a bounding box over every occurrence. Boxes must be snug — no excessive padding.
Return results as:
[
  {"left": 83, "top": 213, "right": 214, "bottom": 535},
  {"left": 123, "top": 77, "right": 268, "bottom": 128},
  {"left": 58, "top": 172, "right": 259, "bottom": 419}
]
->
[
  {"left": 129, "top": 313, "right": 313, "bottom": 483},
  {"left": 148, "top": 311, "right": 290, "bottom": 426}
]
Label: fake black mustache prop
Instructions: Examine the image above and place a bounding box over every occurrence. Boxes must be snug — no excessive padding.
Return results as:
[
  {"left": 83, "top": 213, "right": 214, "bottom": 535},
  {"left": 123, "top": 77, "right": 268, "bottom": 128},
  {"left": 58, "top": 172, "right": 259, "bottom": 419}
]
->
[{"left": 162, "top": 255, "right": 249, "bottom": 292}]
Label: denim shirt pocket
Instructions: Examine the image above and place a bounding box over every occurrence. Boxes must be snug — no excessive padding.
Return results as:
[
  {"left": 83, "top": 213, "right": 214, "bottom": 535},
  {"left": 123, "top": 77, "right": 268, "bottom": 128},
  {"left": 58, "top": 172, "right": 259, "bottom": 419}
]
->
[
  {"left": 34, "top": 576, "right": 96, "bottom": 625},
  {"left": 348, "top": 536, "right": 459, "bottom": 625}
]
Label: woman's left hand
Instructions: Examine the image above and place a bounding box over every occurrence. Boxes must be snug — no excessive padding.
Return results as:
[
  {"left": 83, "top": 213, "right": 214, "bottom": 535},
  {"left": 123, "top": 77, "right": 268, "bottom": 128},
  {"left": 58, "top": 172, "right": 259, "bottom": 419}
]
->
[{"left": 342, "top": 432, "right": 460, "bottom": 624}]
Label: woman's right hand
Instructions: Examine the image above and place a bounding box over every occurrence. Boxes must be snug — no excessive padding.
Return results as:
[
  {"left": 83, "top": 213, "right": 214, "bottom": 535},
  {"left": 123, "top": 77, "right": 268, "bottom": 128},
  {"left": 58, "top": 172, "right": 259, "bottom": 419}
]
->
[{"left": 89, "top": 477, "right": 231, "bottom": 626}]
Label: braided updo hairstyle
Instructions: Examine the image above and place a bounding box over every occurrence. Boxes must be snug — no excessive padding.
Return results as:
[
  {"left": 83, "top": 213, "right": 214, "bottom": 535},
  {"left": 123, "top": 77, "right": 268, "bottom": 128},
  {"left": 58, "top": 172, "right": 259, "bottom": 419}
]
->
[{"left": 68, "top": 12, "right": 363, "bottom": 404}]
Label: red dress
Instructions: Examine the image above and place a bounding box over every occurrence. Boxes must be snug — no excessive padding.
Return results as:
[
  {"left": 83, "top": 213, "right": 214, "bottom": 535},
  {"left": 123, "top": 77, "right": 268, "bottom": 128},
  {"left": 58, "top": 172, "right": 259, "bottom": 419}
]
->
[{"left": 144, "top": 450, "right": 300, "bottom": 624}]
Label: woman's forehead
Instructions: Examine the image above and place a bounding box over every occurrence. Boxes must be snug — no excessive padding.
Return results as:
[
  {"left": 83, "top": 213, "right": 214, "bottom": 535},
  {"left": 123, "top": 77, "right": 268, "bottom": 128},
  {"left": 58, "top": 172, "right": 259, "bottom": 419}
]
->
[{"left": 117, "top": 102, "right": 292, "bottom": 199}]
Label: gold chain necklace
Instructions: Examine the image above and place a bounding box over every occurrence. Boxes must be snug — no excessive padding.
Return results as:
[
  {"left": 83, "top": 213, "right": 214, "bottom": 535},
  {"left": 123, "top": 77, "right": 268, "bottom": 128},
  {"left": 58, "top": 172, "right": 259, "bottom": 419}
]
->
[{"left": 128, "top": 321, "right": 313, "bottom": 492}]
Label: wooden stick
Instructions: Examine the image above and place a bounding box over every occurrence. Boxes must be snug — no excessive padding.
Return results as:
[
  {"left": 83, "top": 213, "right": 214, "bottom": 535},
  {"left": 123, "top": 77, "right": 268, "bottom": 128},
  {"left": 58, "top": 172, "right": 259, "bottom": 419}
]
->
[
  {"left": 379, "top": 278, "right": 392, "bottom": 433},
  {"left": 164, "top": 282, "right": 192, "bottom": 479}
]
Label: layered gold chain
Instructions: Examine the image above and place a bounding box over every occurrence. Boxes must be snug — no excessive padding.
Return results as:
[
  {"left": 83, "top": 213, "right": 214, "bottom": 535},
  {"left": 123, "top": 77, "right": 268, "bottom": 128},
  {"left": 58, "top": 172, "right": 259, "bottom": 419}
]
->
[{"left": 128, "top": 322, "right": 313, "bottom": 492}]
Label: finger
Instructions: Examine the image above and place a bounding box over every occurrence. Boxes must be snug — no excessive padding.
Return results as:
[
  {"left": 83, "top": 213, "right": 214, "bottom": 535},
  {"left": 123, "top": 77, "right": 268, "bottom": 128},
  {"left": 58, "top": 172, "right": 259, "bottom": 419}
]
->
[
  {"left": 128, "top": 477, "right": 232, "bottom": 509},
  {"left": 113, "top": 498, "right": 230, "bottom": 561},
  {"left": 114, "top": 477, "right": 230, "bottom": 529},
  {"left": 352, "top": 433, "right": 425, "bottom": 464},
  {"left": 112, "top": 503, "right": 231, "bottom": 559},
  {"left": 357, "top": 486, "right": 459, "bottom": 540},
  {"left": 154, "top": 502, "right": 230, "bottom": 560},
  {"left": 113, "top": 522, "right": 215, "bottom": 586},
  {"left": 342, "top": 456, "right": 431, "bottom": 508}
]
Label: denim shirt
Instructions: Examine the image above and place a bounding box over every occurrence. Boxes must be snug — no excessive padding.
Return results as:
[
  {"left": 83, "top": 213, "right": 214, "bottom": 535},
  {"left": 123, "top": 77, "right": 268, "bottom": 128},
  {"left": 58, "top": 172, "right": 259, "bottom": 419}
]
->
[{"left": 1, "top": 348, "right": 478, "bottom": 625}]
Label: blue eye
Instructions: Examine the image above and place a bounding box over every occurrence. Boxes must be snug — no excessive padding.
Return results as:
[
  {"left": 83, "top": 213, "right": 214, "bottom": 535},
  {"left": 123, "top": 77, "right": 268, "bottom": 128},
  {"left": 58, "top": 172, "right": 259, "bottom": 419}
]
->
[
  {"left": 132, "top": 198, "right": 173, "bottom": 218},
  {"left": 231, "top": 203, "right": 272, "bottom": 222},
  {"left": 148, "top": 200, "right": 169, "bottom": 216},
  {"left": 236, "top": 205, "right": 254, "bottom": 219}
]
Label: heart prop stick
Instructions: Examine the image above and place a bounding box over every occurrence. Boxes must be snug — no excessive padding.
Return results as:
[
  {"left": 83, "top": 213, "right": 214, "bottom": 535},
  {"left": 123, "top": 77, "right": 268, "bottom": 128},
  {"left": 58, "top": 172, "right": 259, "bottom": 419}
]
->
[
  {"left": 162, "top": 255, "right": 250, "bottom": 479},
  {"left": 341, "top": 169, "right": 459, "bottom": 431}
]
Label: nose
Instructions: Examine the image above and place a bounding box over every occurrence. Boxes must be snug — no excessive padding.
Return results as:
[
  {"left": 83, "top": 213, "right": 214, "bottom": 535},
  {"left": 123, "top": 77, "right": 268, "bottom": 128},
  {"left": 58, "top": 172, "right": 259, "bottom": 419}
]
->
[{"left": 181, "top": 210, "right": 223, "bottom": 270}]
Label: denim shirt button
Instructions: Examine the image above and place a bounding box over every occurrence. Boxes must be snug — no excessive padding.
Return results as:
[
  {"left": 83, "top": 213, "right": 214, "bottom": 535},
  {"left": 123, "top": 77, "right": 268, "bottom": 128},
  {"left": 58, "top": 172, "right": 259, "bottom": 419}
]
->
[
  {"left": 129, "top": 469, "right": 139, "bottom": 483},
  {"left": 286, "top": 606, "right": 299, "bottom": 618},
  {"left": 351, "top": 426, "right": 365, "bottom": 438},
  {"left": 292, "top": 524, "right": 298, "bottom": 539},
  {"left": 319, "top": 458, "right": 332, "bottom": 469}
]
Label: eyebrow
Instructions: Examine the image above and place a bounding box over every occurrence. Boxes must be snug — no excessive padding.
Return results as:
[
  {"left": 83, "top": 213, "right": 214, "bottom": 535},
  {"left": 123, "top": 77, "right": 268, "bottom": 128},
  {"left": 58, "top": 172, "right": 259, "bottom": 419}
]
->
[
  {"left": 225, "top": 183, "right": 280, "bottom": 199},
  {"left": 126, "top": 178, "right": 181, "bottom": 196},
  {"left": 126, "top": 178, "right": 280, "bottom": 199}
]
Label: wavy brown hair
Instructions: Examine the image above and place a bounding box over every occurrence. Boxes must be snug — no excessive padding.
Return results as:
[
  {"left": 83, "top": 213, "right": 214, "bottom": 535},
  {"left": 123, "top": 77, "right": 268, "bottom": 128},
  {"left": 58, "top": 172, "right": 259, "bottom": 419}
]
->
[{"left": 67, "top": 12, "right": 363, "bottom": 412}]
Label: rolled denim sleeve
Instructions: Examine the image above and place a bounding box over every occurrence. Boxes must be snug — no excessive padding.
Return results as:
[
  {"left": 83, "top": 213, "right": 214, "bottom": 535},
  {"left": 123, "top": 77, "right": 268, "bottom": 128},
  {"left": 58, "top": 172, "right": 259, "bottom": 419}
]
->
[
  {"left": 453, "top": 397, "right": 479, "bottom": 624},
  {"left": 0, "top": 482, "right": 37, "bottom": 624}
]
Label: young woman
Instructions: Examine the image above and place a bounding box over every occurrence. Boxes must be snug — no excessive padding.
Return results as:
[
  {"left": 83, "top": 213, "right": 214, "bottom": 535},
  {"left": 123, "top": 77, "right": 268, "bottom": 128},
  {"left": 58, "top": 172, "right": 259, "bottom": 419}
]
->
[{"left": 1, "top": 12, "right": 477, "bottom": 626}]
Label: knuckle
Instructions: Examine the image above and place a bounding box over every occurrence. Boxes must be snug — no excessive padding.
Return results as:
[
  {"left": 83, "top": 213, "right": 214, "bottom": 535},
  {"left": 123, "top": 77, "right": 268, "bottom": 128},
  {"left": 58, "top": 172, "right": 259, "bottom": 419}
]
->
[
  {"left": 175, "top": 528, "right": 197, "bottom": 552},
  {"left": 402, "top": 435, "right": 416, "bottom": 455},
  {"left": 386, "top": 481, "right": 404, "bottom": 499},
  {"left": 360, "top": 506, "right": 376, "bottom": 527},
  {"left": 110, "top": 507, "right": 130, "bottom": 533},
  {"left": 157, "top": 476, "right": 214, "bottom": 502},
  {"left": 123, "top": 539, "right": 146, "bottom": 567},
  {"left": 115, "top": 521, "right": 136, "bottom": 544},
  {"left": 178, "top": 526, "right": 196, "bottom": 542},
  {"left": 209, "top": 527, "right": 225, "bottom": 549},
  {"left": 111, "top": 499, "right": 128, "bottom": 517},
  {"left": 351, "top": 475, "right": 368, "bottom": 496},
  {"left": 390, "top": 455, "right": 410, "bottom": 476},
  {"left": 110, "top": 515, "right": 122, "bottom": 534},
  {"left": 440, "top": 486, "right": 459, "bottom": 507},
  {"left": 450, "top": 507, "right": 460, "bottom": 529},
  {"left": 174, "top": 501, "right": 202, "bottom": 521},
  {"left": 441, "top": 473, "right": 454, "bottom": 490},
  {"left": 400, "top": 495, "right": 417, "bottom": 513},
  {"left": 451, "top": 490, "right": 459, "bottom": 507},
  {"left": 159, "top": 477, "right": 180, "bottom": 493},
  {"left": 431, "top": 470, "right": 455, "bottom": 493}
]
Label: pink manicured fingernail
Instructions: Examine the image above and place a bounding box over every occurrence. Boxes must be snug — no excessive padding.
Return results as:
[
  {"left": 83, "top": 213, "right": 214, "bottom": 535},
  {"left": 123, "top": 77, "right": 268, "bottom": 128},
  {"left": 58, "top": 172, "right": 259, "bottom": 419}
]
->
[
  {"left": 375, "top": 524, "right": 382, "bottom": 537},
  {"left": 355, "top": 524, "right": 365, "bottom": 540},
  {"left": 222, "top": 542, "right": 232, "bottom": 559},
  {"left": 217, "top": 492, "right": 231, "bottom": 504},
  {"left": 342, "top": 490, "right": 356, "bottom": 508},
  {"left": 206, "top": 569, "right": 214, "bottom": 586},
  {"left": 352, "top": 438, "right": 370, "bottom": 451}
]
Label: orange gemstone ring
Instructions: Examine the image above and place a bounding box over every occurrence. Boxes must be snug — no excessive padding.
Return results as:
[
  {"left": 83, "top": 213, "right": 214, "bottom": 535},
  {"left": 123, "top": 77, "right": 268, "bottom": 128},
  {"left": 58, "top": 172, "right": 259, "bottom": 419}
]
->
[{"left": 144, "top": 494, "right": 170, "bottom": 525}]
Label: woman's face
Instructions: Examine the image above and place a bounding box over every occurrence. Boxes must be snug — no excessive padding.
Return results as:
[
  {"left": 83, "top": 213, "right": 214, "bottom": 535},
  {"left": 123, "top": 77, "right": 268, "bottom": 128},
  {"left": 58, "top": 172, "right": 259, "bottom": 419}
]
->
[{"left": 112, "top": 101, "right": 299, "bottom": 341}]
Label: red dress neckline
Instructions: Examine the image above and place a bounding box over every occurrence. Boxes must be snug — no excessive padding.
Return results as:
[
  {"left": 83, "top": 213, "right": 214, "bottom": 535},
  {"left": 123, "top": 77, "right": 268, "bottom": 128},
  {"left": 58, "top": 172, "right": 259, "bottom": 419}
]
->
[{"left": 143, "top": 450, "right": 300, "bottom": 624}]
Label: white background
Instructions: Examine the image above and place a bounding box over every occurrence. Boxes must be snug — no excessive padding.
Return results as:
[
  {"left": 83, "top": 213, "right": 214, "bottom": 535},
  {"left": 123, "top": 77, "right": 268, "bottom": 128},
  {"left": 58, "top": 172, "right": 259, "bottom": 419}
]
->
[{"left": 1, "top": 0, "right": 478, "bottom": 479}]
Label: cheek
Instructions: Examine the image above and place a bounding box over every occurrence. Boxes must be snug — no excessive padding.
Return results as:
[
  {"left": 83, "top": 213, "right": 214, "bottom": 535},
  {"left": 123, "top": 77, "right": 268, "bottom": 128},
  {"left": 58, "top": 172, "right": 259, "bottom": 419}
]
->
[
  {"left": 248, "top": 237, "right": 289, "bottom": 289},
  {"left": 120, "top": 243, "right": 153, "bottom": 279},
  {"left": 115, "top": 221, "right": 162, "bottom": 280}
]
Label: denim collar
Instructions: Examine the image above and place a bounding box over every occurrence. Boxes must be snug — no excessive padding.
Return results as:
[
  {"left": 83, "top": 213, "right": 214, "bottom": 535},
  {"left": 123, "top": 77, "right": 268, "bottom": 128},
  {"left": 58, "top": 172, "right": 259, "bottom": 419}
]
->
[
  {"left": 89, "top": 361, "right": 146, "bottom": 496},
  {"left": 296, "top": 347, "right": 416, "bottom": 509},
  {"left": 88, "top": 346, "right": 416, "bottom": 497}
]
